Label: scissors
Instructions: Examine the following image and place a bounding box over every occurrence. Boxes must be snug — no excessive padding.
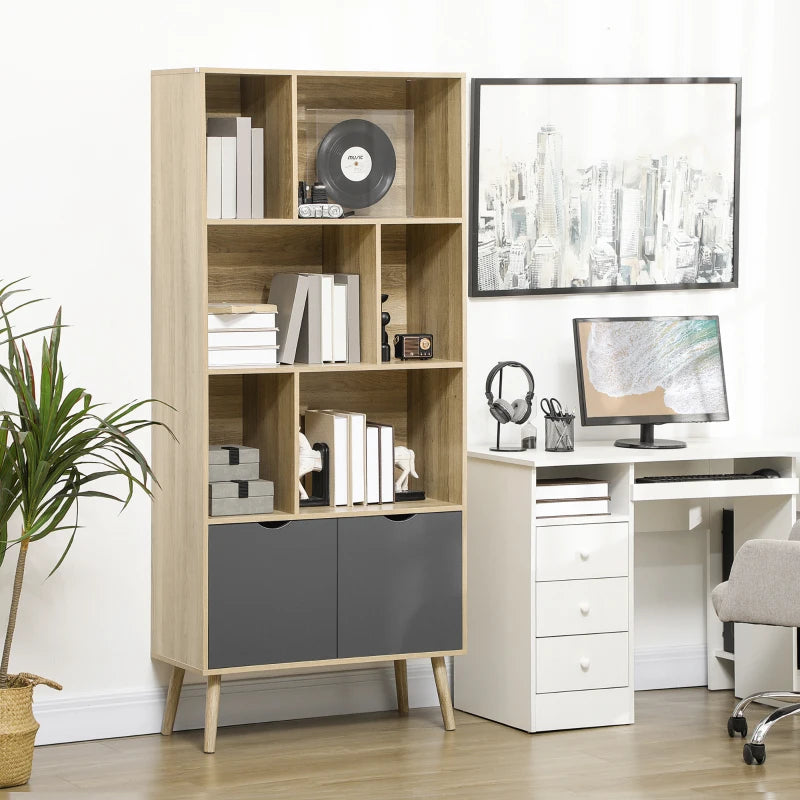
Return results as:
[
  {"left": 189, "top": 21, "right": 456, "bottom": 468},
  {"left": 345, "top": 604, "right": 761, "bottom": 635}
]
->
[{"left": 540, "top": 397, "right": 565, "bottom": 419}]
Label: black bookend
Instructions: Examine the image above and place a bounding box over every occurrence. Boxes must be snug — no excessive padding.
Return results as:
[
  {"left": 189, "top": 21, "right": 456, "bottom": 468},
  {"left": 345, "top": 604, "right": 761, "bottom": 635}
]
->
[
  {"left": 299, "top": 443, "right": 330, "bottom": 507},
  {"left": 722, "top": 508, "right": 734, "bottom": 654}
]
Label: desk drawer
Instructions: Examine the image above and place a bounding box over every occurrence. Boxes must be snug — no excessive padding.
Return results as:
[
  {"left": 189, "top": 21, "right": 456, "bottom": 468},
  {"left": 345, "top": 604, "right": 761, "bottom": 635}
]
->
[
  {"left": 536, "top": 578, "right": 628, "bottom": 637},
  {"left": 536, "top": 522, "right": 628, "bottom": 581},
  {"left": 536, "top": 632, "right": 628, "bottom": 694}
]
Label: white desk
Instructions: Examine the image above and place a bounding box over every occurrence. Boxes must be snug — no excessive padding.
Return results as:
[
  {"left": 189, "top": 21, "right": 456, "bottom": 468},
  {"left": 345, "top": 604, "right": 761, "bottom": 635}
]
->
[{"left": 454, "top": 439, "right": 800, "bottom": 733}]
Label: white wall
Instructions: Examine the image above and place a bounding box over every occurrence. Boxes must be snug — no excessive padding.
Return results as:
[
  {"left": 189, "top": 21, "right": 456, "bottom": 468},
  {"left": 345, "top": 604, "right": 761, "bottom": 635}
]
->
[{"left": 0, "top": 0, "right": 797, "bottom": 742}]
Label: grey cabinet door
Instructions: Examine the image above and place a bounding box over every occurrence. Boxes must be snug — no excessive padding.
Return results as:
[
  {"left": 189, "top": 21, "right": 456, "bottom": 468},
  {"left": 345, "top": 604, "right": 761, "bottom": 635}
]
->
[
  {"left": 208, "top": 520, "right": 337, "bottom": 669},
  {"left": 337, "top": 512, "right": 462, "bottom": 658}
]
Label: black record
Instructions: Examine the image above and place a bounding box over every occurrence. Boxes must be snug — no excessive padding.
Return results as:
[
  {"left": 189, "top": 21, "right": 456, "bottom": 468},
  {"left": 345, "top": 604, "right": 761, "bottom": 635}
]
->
[{"left": 316, "top": 119, "right": 396, "bottom": 209}]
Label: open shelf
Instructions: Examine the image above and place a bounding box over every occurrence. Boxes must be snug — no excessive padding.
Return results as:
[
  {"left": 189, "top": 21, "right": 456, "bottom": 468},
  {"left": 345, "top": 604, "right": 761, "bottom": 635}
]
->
[
  {"left": 632, "top": 477, "right": 799, "bottom": 502},
  {"left": 208, "top": 359, "right": 463, "bottom": 376},
  {"left": 207, "top": 217, "right": 463, "bottom": 226}
]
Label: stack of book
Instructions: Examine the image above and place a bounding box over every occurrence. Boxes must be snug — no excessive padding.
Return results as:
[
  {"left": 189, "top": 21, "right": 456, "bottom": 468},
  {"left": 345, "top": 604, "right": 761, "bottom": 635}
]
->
[
  {"left": 208, "top": 444, "right": 274, "bottom": 516},
  {"left": 304, "top": 410, "right": 395, "bottom": 506},
  {"left": 536, "top": 477, "right": 610, "bottom": 518},
  {"left": 268, "top": 273, "right": 360, "bottom": 365},
  {"left": 206, "top": 117, "right": 264, "bottom": 219},
  {"left": 208, "top": 303, "right": 279, "bottom": 368}
]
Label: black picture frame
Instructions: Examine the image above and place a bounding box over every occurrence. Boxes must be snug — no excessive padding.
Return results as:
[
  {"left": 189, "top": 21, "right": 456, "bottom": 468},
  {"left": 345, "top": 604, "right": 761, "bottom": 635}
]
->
[{"left": 469, "top": 78, "right": 742, "bottom": 297}]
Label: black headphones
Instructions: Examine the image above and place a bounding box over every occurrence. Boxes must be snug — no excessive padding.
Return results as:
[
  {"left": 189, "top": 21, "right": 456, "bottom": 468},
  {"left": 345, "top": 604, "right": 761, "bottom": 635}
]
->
[{"left": 485, "top": 361, "right": 535, "bottom": 425}]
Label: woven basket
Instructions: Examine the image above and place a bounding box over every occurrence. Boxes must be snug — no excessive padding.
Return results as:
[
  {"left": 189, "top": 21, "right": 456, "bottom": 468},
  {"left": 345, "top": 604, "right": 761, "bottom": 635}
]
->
[{"left": 0, "top": 673, "right": 61, "bottom": 788}]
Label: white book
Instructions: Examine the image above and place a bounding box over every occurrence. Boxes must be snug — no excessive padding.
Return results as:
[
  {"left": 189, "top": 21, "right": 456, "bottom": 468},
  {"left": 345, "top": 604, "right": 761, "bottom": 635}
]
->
[
  {"left": 208, "top": 329, "right": 278, "bottom": 348},
  {"left": 536, "top": 497, "right": 611, "bottom": 518},
  {"left": 333, "top": 283, "right": 348, "bottom": 362},
  {"left": 207, "top": 117, "right": 252, "bottom": 219},
  {"left": 320, "top": 274, "right": 334, "bottom": 363},
  {"left": 536, "top": 477, "right": 610, "bottom": 501},
  {"left": 327, "top": 410, "right": 366, "bottom": 505},
  {"left": 208, "top": 346, "right": 278, "bottom": 368},
  {"left": 207, "top": 312, "right": 277, "bottom": 331},
  {"left": 251, "top": 128, "right": 264, "bottom": 218},
  {"left": 206, "top": 137, "right": 222, "bottom": 219},
  {"left": 305, "top": 410, "right": 349, "bottom": 506},
  {"left": 366, "top": 425, "right": 380, "bottom": 504},
  {"left": 296, "top": 274, "right": 322, "bottom": 364},
  {"left": 334, "top": 274, "right": 360, "bottom": 363},
  {"left": 368, "top": 422, "right": 394, "bottom": 503},
  {"left": 220, "top": 137, "right": 236, "bottom": 219},
  {"left": 267, "top": 274, "right": 309, "bottom": 364}
]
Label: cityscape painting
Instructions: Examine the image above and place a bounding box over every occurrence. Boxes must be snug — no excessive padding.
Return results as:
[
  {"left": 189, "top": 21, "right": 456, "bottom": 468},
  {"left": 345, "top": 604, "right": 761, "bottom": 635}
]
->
[{"left": 469, "top": 78, "right": 741, "bottom": 296}]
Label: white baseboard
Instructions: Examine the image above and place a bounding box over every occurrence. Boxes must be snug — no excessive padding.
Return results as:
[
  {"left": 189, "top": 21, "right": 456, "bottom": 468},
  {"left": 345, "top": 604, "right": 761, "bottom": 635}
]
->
[
  {"left": 33, "top": 659, "right": 450, "bottom": 746},
  {"left": 634, "top": 644, "right": 707, "bottom": 691}
]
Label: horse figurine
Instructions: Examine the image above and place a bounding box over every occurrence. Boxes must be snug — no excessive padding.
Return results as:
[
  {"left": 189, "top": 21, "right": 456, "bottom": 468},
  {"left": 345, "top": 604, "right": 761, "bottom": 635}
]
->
[
  {"left": 394, "top": 445, "right": 418, "bottom": 493},
  {"left": 299, "top": 428, "right": 322, "bottom": 500}
]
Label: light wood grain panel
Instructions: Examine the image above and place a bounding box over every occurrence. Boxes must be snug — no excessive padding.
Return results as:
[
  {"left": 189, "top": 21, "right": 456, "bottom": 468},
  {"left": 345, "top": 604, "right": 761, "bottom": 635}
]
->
[
  {"left": 205, "top": 74, "right": 242, "bottom": 116},
  {"left": 297, "top": 76, "right": 410, "bottom": 111},
  {"left": 408, "top": 368, "right": 463, "bottom": 505},
  {"left": 300, "top": 371, "right": 408, "bottom": 446},
  {"left": 322, "top": 225, "right": 380, "bottom": 363},
  {"left": 379, "top": 225, "right": 407, "bottom": 344},
  {"left": 207, "top": 225, "right": 322, "bottom": 303},
  {"left": 243, "top": 372, "right": 299, "bottom": 515},
  {"left": 161, "top": 667, "right": 185, "bottom": 736},
  {"left": 151, "top": 71, "right": 207, "bottom": 673},
  {"left": 209, "top": 375, "right": 243, "bottom": 444},
  {"left": 407, "top": 78, "right": 463, "bottom": 217},
  {"left": 407, "top": 224, "right": 463, "bottom": 361}
]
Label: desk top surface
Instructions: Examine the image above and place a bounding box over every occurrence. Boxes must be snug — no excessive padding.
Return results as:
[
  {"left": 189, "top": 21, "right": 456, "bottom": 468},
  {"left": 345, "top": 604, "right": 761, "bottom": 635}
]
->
[{"left": 468, "top": 438, "right": 800, "bottom": 469}]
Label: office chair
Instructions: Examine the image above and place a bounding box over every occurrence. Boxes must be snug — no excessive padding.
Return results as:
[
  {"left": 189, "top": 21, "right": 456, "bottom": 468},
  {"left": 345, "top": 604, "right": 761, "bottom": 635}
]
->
[{"left": 712, "top": 519, "right": 800, "bottom": 765}]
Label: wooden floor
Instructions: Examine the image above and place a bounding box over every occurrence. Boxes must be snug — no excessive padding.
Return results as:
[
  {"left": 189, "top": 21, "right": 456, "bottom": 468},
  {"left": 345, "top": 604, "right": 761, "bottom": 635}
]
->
[{"left": 17, "top": 689, "right": 800, "bottom": 798}]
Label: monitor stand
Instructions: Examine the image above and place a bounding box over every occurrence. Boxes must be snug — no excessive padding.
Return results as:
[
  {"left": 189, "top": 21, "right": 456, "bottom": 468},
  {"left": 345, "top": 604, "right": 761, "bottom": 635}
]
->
[{"left": 615, "top": 423, "right": 687, "bottom": 450}]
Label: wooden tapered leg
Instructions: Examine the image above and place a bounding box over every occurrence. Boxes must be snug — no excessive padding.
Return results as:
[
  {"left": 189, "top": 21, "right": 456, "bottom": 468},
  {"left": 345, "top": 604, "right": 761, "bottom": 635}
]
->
[
  {"left": 203, "top": 675, "right": 222, "bottom": 754},
  {"left": 393, "top": 659, "right": 409, "bottom": 715},
  {"left": 161, "top": 666, "right": 185, "bottom": 736},
  {"left": 431, "top": 657, "right": 455, "bottom": 731}
]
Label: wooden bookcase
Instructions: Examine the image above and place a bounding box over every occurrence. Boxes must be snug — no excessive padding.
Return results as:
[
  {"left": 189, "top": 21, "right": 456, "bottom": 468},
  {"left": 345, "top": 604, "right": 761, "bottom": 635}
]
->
[{"left": 151, "top": 68, "right": 466, "bottom": 752}]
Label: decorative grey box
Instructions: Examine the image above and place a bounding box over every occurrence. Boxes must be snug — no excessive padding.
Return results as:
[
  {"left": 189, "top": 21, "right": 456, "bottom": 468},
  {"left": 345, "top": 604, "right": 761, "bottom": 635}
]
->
[
  {"left": 209, "top": 479, "right": 275, "bottom": 517},
  {"left": 209, "top": 444, "right": 260, "bottom": 465},
  {"left": 209, "top": 444, "right": 260, "bottom": 482}
]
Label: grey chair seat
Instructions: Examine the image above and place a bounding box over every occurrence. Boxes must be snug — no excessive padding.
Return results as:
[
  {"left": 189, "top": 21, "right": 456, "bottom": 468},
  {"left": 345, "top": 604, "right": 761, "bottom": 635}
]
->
[{"left": 712, "top": 519, "right": 800, "bottom": 765}]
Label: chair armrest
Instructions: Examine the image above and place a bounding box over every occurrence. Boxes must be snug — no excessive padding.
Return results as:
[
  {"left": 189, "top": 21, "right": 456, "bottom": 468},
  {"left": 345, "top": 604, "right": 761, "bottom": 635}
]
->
[{"left": 714, "top": 538, "right": 800, "bottom": 627}]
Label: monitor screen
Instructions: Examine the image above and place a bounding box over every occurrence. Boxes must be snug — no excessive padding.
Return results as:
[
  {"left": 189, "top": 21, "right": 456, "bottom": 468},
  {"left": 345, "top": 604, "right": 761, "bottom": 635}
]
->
[{"left": 573, "top": 316, "right": 729, "bottom": 425}]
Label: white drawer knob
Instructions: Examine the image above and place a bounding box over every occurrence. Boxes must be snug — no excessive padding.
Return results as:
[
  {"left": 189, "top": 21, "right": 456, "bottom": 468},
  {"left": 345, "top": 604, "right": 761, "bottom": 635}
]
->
[
  {"left": 579, "top": 550, "right": 590, "bottom": 561},
  {"left": 580, "top": 658, "right": 591, "bottom": 671},
  {"left": 579, "top": 602, "right": 590, "bottom": 616}
]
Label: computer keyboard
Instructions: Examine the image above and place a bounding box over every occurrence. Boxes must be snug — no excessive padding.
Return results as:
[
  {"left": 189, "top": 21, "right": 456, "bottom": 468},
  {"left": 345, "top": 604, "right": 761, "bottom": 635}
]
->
[{"left": 636, "top": 473, "right": 771, "bottom": 484}]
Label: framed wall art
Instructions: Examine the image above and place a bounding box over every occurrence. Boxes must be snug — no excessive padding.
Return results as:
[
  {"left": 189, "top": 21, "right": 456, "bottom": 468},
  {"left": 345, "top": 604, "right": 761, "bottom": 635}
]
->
[{"left": 469, "top": 78, "right": 741, "bottom": 297}]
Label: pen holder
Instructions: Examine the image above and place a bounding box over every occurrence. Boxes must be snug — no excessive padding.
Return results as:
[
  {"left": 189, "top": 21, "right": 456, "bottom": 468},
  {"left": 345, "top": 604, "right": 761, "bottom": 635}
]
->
[{"left": 544, "top": 416, "right": 574, "bottom": 452}]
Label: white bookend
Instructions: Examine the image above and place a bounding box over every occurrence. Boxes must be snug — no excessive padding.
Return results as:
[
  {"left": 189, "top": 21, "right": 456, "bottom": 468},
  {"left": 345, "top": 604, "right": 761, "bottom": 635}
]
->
[
  {"left": 320, "top": 274, "right": 334, "bottom": 363},
  {"left": 206, "top": 137, "right": 222, "bottom": 219},
  {"left": 334, "top": 274, "right": 360, "bottom": 363},
  {"left": 267, "top": 274, "right": 309, "bottom": 365},
  {"left": 251, "top": 128, "right": 264, "bottom": 218},
  {"left": 305, "top": 410, "right": 350, "bottom": 507},
  {"left": 536, "top": 497, "right": 611, "bottom": 518},
  {"left": 332, "top": 283, "right": 347, "bottom": 362},
  {"left": 220, "top": 137, "right": 236, "bottom": 219},
  {"left": 536, "top": 477, "right": 610, "bottom": 501},
  {"left": 367, "top": 422, "right": 394, "bottom": 503},
  {"left": 208, "top": 329, "right": 278, "bottom": 348},
  {"left": 207, "top": 346, "right": 278, "bottom": 368},
  {"left": 366, "top": 425, "right": 380, "bottom": 504}
]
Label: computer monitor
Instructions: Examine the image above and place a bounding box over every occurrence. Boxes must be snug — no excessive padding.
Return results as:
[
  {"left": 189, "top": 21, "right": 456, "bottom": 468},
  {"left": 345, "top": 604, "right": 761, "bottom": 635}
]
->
[{"left": 573, "top": 316, "right": 729, "bottom": 449}]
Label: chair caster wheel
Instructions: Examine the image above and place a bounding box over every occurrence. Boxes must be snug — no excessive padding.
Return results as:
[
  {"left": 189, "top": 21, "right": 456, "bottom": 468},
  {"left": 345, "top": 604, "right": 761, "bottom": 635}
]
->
[
  {"left": 743, "top": 742, "right": 766, "bottom": 765},
  {"left": 727, "top": 715, "right": 747, "bottom": 738}
]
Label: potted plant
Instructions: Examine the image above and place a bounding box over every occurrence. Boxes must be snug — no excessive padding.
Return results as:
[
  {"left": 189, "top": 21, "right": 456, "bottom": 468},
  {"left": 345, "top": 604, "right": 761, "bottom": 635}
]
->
[{"left": 0, "top": 279, "right": 170, "bottom": 787}]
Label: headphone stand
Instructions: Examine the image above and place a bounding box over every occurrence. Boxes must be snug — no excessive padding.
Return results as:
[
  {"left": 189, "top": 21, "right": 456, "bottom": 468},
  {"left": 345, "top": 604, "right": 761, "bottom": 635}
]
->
[{"left": 489, "top": 365, "right": 525, "bottom": 452}]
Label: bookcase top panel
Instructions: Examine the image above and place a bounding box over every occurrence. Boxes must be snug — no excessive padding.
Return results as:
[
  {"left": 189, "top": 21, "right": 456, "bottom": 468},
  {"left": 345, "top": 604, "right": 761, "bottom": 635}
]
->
[{"left": 153, "top": 68, "right": 466, "bottom": 80}]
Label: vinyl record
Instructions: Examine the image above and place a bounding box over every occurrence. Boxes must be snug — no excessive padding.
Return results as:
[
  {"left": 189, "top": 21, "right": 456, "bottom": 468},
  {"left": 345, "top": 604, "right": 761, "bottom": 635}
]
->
[{"left": 316, "top": 119, "right": 396, "bottom": 209}]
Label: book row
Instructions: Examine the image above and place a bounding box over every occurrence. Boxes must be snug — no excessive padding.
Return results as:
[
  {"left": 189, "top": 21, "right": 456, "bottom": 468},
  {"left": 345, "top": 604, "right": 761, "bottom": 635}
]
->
[
  {"left": 206, "top": 116, "right": 264, "bottom": 219},
  {"left": 208, "top": 303, "right": 278, "bottom": 369}
]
